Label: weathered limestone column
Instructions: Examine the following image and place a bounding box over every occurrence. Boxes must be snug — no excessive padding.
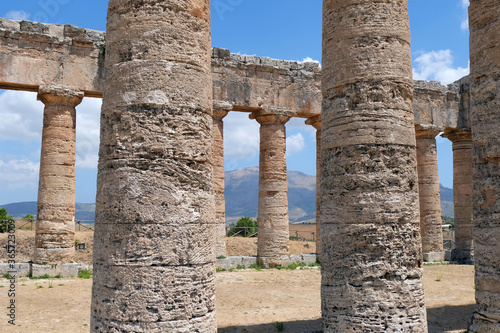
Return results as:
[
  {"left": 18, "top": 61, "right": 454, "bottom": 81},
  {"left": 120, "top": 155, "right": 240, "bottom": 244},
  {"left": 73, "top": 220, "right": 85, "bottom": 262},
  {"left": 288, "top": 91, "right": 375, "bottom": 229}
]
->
[
  {"left": 91, "top": 1, "right": 216, "bottom": 332},
  {"left": 213, "top": 101, "right": 231, "bottom": 258},
  {"left": 415, "top": 125, "right": 445, "bottom": 262},
  {"left": 443, "top": 130, "right": 473, "bottom": 264},
  {"left": 305, "top": 115, "right": 321, "bottom": 258},
  {"left": 469, "top": 1, "right": 500, "bottom": 331},
  {"left": 321, "top": 0, "right": 427, "bottom": 331},
  {"left": 34, "top": 86, "right": 83, "bottom": 264},
  {"left": 250, "top": 110, "right": 290, "bottom": 267}
]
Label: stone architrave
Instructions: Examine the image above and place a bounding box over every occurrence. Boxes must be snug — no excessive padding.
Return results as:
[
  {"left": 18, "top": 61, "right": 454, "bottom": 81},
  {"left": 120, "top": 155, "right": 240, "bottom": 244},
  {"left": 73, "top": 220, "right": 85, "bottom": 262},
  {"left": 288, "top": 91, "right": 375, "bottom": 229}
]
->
[
  {"left": 250, "top": 109, "right": 290, "bottom": 267},
  {"left": 90, "top": 1, "right": 216, "bottom": 332},
  {"left": 34, "top": 86, "right": 83, "bottom": 264},
  {"left": 321, "top": 0, "right": 427, "bottom": 331},
  {"left": 213, "top": 101, "right": 231, "bottom": 258},
  {"left": 415, "top": 125, "right": 445, "bottom": 262},
  {"left": 443, "top": 130, "right": 473, "bottom": 264},
  {"left": 305, "top": 115, "right": 321, "bottom": 259},
  {"left": 469, "top": 1, "right": 500, "bottom": 331}
]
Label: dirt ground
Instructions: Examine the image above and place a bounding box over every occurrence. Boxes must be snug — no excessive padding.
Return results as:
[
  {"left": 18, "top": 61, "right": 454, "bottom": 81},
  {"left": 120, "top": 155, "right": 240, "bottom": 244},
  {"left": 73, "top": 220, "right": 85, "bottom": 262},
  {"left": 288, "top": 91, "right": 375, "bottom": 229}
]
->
[{"left": 0, "top": 225, "right": 476, "bottom": 332}]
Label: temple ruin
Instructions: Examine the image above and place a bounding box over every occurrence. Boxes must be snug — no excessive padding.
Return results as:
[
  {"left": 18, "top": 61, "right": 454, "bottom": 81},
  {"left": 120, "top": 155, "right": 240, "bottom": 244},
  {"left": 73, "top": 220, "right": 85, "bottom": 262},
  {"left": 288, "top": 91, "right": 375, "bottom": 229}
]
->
[{"left": 0, "top": 0, "right": 498, "bottom": 331}]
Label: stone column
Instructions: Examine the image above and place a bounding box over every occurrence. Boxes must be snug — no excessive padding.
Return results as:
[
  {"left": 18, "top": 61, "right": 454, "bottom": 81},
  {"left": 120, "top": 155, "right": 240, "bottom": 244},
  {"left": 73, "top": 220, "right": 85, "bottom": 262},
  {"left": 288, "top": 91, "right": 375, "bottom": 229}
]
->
[
  {"left": 91, "top": 1, "right": 215, "bottom": 332},
  {"left": 443, "top": 130, "right": 473, "bottom": 264},
  {"left": 321, "top": 0, "right": 427, "bottom": 331},
  {"left": 213, "top": 101, "right": 231, "bottom": 258},
  {"left": 415, "top": 125, "right": 445, "bottom": 262},
  {"left": 250, "top": 110, "right": 290, "bottom": 267},
  {"left": 469, "top": 1, "right": 500, "bottom": 331},
  {"left": 34, "top": 86, "right": 83, "bottom": 264},
  {"left": 305, "top": 115, "right": 321, "bottom": 259}
]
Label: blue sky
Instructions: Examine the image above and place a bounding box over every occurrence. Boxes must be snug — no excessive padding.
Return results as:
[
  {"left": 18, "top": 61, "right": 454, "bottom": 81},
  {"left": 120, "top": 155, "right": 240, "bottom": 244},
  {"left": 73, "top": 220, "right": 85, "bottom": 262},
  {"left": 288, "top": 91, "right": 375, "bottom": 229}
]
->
[{"left": 0, "top": 0, "right": 470, "bottom": 204}]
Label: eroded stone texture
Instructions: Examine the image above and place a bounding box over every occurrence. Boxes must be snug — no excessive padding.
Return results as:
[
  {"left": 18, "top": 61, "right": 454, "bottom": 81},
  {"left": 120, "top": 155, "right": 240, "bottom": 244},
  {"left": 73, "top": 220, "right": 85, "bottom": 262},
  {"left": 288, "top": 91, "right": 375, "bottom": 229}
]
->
[
  {"left": 213, "top": 101, "right": 231, "bottom": 258},
  {"left": 321, "top": 0, "right": 427, "bottom": 331},
  {"left": 415, "top": 125, "right": 444, "bottom": 262},
  {"left": 469, "top": 1, "right": 500, "bottom": 331},
  {"left": 90, "top": 1, "right": 215, "bottom": 332},
  {"left": 444, "top": 130, "right": 474, "bottom": 264},
  {"left": 34, "top": 86, "right": 83, "bottom": 264},
  {"left": 305, "top": 115, "right": 321, "bottom": 259},
  {"left": 251, "top": 110, "right": 290, "bottom": 267}
]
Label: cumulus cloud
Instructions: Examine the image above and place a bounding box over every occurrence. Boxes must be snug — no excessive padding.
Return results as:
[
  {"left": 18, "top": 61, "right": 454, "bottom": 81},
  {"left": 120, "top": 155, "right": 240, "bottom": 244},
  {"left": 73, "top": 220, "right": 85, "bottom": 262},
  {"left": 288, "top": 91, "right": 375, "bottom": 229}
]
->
[
  {"left": 286, "top": 133, "right": 305, "bottom": 157},
  {"left": 5, "top": 10, "right": 30, "bottom": 21},
  {"left": 223, "top": 112, "right": 260, "bottom": 162},
  {"left": 413, "top": 49, "right": 469, "bottom": 85},
  {"left": 0, "top": 158, "right": 39, "bottom": 191},
  {"left": 75, "top": 98, "right": 101, "bottom": 169}
]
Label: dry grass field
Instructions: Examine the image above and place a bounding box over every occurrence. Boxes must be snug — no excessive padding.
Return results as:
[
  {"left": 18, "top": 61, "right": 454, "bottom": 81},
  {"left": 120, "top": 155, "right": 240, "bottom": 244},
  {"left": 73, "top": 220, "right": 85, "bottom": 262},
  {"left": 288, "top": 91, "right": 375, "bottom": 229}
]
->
[{"left": 0, "top": 225, "right": 476, "bottom": 332}]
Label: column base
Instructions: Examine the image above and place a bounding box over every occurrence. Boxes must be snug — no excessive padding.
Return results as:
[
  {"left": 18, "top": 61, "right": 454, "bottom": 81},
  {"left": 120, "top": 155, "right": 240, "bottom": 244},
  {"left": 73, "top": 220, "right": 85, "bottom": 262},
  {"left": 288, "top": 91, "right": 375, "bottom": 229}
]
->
[
  {"left": 423, "top": 251, "right": 445, "bottom": 263},
  {"left": 451, "top": 249, "right": 474, "bottom": 265},
  {"left": 470, "top": 314, "right": 500, "bottom": 333}
]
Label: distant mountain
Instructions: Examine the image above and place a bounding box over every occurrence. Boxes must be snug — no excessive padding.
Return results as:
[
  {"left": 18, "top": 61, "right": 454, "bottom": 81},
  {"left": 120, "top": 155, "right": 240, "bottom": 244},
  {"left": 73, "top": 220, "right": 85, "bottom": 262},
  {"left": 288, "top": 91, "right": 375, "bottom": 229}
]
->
[
  {"left": 0, "top": 168, "right": 455, "bottom": 223},
  {"left": 225, "top": 167, "right": 316, "bottom": 224},
  {"left": 0, "top": 201, "right": 96, "bottom": 221},
  {"left": 440, "top": 184, "right": 454, "bottom": 218}
]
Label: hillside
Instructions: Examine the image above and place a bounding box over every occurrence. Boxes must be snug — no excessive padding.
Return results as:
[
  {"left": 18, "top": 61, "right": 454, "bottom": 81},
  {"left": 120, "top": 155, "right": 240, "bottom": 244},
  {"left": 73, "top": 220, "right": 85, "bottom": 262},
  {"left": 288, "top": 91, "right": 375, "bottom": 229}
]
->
[{"left": 0, "top": 167, "right": 455, "bottom": 223}]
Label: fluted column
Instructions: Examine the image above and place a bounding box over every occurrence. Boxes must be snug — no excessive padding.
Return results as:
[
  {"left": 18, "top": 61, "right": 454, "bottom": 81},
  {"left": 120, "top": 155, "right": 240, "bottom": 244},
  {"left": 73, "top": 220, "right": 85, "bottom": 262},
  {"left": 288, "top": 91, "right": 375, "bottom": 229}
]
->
[
  {"left": 321, "top": 0, "right": 427, "bottom": 331},
  {"left": 443, "top": 130, "right": 473, "bottom": 264},
  {"left": 34, "top": 86, "right": 83, "bottom": 264},
  {"left": 305, "top": 115, "right": 321, "bottom": 259},
  {"left": 91, "top": 1, "right": 215, "bottom": 332},
  {"left": 469, "top": 1, "right": 500, "bottom": 330},
  {"left": 416, "top": 125, "right": 444, "bottom": 262},
  {"left": 251, "top": 110, "right": 290, "bottom": 267},
  {"left": 213, "top": 102, "right": 230, "bottom": 258}
]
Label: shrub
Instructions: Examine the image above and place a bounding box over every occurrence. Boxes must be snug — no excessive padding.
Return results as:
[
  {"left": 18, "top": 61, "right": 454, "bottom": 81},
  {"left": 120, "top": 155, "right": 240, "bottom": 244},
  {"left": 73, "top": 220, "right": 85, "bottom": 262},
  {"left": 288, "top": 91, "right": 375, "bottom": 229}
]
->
[
  {"left": 227, "top": 217, "right": 258, "bottom": 237},
  {"left": 78, "top": 269, "right": 92, "bottom": 279}
]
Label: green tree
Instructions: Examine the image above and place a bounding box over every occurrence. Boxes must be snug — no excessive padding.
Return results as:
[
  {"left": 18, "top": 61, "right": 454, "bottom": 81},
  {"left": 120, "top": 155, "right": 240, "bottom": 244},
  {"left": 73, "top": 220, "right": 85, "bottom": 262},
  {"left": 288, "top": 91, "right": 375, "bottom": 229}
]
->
[
  {"left": 23, "top": 214, "right": 34, "bottom": 220},
  {"left": 227, "top": 217, "right": 258, "bottom": 237},
  {"left": 0, "top": 208, "right": 14, "bottom": 233}
]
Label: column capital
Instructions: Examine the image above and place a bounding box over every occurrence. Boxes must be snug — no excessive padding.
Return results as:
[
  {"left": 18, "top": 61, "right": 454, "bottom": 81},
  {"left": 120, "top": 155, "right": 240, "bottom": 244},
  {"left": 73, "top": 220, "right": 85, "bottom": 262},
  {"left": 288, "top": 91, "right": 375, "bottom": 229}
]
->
[
  {"left": 37, "top": 86, "right": 84, "bottom": 107},
  {"left": 305, "top": 115, "right": 321, "bottom": 130},
  {"left": 415, "top": 124, "right": 442, "bottom": 139},
  {"left": 442, "top": 129, "right": 472, "bottom": 143},
  {"left": 213, "top": 100, "right": 232, "bottom": 121},
  {"left": 249, "top": 107, "right": 291, "bottom": 125}
]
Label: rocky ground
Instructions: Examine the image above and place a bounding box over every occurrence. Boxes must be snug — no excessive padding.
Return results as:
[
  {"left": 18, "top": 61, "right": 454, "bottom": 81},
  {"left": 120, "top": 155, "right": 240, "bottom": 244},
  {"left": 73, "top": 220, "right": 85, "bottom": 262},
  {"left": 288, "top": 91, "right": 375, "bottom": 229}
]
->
[{"left": 0, "top": 226, "right": 476, "bottom": 332}]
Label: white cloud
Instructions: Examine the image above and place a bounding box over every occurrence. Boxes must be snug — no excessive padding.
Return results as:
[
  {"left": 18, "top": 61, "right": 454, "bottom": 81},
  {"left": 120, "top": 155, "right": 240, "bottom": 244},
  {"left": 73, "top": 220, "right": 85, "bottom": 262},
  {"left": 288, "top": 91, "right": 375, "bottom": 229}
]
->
[
  {"left": 286, "top": 133, "right": 305, "bottom": 157},
  {"left": 5, "top": 10, "right": 30, "bottom": 21},
  {"left": 0, "top": 91, "right": 43, "bottom": 142},
  {"left": 0, "top": 158, "right": 39, "bottom": 191},
  {"left": 413, "top": 49, "right": 469, "bottom": 85},
  {"left": 223, "top": 112, "right": 260, "bottom": 161},
  {"left": 75, "top": 97, "right": 101, "bottom": 169}
]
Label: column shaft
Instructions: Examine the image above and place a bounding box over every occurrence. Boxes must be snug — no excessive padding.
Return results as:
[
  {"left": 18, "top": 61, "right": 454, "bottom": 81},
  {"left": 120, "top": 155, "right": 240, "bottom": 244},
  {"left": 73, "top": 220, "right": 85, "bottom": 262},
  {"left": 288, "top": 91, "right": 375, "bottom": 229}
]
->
[
  {"left": 306, "top": 115, "right": 321, "bottom": 258},
  {"left": 91, "top": 1, "right": 215, "bottom": 332},
  {"left": 321, "top": 0, "right": 427, "bottom": 331},
  {"left": 444, "top": 131, "right": 473, "bottom": 264},
  {"left": 35, "top": 86, "right": 83, "bottom": 264},
  {"left": 416, "top": 126, "right": 444, "bottom": 262},
  {"left": 213, "top": 108, "right": 228, "bottom": 258},
  {"left": 470, "top": 1, "right": 500, "bottom": 330},
  {"left": 253, "top": 112, "right": 290, "bottom": 267}
]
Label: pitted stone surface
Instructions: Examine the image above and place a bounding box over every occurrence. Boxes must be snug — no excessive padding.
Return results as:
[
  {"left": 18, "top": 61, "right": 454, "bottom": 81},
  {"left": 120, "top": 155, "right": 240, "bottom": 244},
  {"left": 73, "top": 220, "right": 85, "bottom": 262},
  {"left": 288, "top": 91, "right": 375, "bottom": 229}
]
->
[
  {"left": 321, "top": 1, "right": 427, "bottom": 331},
  {"left": 90, "top": 1, "right": 215, "bottom": 332},
  {"left": 415, "top": 125, "right": 444, "bottom": 261},
  {"left": 470, "top": 1, "right": 500, "bottom": 331},
  {"left": 212, "top": 104, "right": 229, "bottom": 258},
  {"left": 444, "top": 130, "right": 474, "bottom": 264},
  {"left": 34, "top": 86, "right": 83, "bottom": 264},
  {"left": 251, "top": 111, "right": 290, "bottom": 267},
  {"left": 306, "top": 115, "right": 322, "bottom": 258}
]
